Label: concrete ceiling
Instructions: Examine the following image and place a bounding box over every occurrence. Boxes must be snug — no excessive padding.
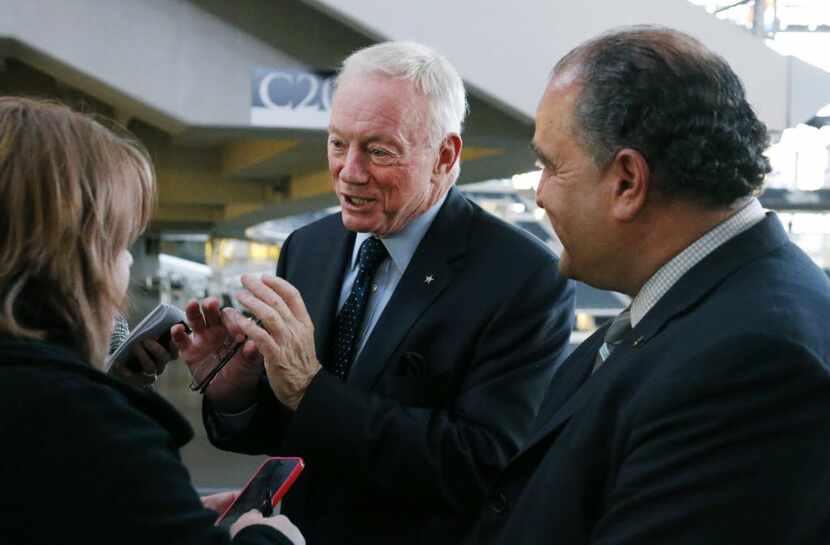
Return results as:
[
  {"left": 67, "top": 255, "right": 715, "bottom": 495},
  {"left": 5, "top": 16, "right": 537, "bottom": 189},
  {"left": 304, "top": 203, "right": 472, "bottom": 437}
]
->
[
  {"left": 0, "top": 0, "right": 536, "bottom": 238},
  {"left": 6, "top": 0, "right": 820, "bottom": 239}
]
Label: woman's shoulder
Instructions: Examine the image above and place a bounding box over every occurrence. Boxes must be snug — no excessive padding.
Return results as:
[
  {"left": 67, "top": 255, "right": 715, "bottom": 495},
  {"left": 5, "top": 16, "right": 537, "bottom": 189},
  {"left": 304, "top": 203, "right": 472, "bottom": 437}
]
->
[
  {"left": 0, "top": 338, "right": 193, "bottom": 446},
  {"left": 0, "top": 341, "right": 231, "bottom": 544}
]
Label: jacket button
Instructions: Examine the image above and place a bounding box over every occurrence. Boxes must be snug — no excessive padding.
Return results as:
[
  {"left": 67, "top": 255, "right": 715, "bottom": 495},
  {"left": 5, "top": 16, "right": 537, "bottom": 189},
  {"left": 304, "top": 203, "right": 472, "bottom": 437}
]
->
[{"left": 490, "top": 491, "right": 508, "bottom": 515}]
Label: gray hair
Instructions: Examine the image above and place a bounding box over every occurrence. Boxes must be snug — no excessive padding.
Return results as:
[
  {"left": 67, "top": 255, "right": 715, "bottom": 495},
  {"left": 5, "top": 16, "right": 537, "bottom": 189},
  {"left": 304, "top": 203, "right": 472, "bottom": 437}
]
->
[{"left": 337, "top": 41, "right": 468, "bottom": 151}]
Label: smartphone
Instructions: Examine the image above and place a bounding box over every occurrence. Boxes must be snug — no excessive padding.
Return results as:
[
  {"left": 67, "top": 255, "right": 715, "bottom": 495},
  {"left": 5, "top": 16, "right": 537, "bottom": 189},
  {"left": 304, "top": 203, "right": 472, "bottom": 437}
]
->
[{"left": 214, "top": 457, "right": 305, "bottom": 530}]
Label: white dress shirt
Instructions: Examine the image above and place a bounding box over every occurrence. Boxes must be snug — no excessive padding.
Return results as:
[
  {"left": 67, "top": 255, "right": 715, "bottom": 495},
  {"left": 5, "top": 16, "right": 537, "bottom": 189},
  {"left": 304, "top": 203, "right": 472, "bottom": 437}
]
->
[
  {"left": 214, "top": 192, "right": 448, "bottom": 421},
  {"left": 340, "top": 191, "right": 447, "bottom": 363}
]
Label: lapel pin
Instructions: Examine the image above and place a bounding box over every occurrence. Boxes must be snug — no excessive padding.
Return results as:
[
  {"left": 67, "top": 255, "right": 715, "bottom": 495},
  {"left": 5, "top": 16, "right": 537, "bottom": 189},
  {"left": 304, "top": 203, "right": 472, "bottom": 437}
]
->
[{"left": 424, "top": 274, "right": 435, "bottom": 285}]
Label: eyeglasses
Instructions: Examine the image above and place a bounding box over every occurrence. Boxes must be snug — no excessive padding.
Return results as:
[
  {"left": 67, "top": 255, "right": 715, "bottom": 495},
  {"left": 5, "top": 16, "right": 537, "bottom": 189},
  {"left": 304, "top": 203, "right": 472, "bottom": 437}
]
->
[{"left": 189, "top": 318, "right": 262, "bottom": 394}]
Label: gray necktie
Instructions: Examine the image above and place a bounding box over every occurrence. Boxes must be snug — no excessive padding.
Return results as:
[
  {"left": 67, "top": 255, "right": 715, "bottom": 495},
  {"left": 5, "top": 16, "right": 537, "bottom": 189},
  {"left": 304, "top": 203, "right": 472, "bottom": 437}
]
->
[{"left": 592, "top": 308, "right": 631, "bottom": 373}]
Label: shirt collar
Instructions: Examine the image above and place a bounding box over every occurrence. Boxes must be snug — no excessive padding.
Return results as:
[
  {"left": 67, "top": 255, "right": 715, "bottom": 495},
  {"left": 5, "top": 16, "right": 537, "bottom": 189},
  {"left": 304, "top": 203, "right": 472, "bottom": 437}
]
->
[
  {"left": 630, "top": 197, "right": 766, "bottom": 327},
  {"left": 350, "top": 191, "right": 449, "bottom": 274}
]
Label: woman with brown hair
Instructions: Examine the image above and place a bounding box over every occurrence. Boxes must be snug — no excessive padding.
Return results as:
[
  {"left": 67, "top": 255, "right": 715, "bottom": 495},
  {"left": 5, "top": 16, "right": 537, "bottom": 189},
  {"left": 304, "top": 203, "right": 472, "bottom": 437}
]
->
[{"left": 0, "top": 97, "right": 303, "bottom": 545}]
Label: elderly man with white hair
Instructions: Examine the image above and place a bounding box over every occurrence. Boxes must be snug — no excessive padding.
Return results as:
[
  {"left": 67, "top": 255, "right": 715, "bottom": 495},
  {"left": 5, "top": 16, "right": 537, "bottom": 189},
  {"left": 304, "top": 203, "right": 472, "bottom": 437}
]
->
[{"left": 173, "top": 41, "right": 574, "bottom": 545}]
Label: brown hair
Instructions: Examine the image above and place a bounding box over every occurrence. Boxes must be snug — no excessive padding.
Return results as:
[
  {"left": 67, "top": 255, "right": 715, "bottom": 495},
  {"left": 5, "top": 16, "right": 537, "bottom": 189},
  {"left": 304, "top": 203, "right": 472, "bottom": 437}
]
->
[{"left": 0, "top": 97, "right": 155, "bottom": 368}]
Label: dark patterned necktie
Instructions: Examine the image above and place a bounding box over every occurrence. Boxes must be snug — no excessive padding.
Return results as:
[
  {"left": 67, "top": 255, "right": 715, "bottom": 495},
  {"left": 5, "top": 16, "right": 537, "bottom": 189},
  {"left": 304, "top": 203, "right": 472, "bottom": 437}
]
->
[
  {"left": 331, "top": 237, "right": 388, "bottom": 380},
  {"left": 592, "top": 307, "right": 631, "bottom": 373}
]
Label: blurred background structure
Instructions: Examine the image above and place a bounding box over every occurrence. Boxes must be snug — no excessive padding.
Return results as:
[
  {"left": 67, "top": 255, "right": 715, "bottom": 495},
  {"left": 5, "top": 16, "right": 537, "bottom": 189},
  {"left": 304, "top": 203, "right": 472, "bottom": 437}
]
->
[{"left": 3, "top": 0, "right": 830, "bottom": 488}]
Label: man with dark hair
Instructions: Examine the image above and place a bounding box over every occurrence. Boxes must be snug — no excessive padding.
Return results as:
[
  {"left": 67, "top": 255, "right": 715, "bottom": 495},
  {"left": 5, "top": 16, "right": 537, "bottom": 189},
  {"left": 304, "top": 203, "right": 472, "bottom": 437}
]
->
[{"left": 467, "top": 26, "right": 830, "bottom": 545}]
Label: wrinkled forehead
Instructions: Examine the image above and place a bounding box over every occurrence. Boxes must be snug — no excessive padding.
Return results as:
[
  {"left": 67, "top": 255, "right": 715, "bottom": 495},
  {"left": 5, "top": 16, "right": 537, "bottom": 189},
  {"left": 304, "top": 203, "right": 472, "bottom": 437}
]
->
[
  {"left": 535, "top": 79, "right": 581, "bottom": 137},
  {"left": 333, "top": 73, "right": 423, "bottom": 110},
  {"left": 329, "top": 75, "right": 429, "bottom": 141}
]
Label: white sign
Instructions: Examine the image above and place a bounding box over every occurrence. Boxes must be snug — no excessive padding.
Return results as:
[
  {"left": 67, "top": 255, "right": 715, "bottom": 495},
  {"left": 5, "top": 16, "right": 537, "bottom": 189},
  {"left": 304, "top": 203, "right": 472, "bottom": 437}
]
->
[{"left": 251, "top": 68, "right": 335, "bottom": 129}]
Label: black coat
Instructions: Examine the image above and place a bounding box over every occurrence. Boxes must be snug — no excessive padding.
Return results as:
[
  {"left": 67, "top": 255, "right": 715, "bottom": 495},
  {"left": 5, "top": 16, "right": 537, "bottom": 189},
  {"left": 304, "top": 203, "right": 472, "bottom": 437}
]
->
[
  {"left": 468, "top": 213, "right": 830, "bottom": 544},
  {"left": 204, "top": 188, "right": 576, "bottom": 545},
  {"left": 0, "top": 338, "right": 290, "bottom": 545}
]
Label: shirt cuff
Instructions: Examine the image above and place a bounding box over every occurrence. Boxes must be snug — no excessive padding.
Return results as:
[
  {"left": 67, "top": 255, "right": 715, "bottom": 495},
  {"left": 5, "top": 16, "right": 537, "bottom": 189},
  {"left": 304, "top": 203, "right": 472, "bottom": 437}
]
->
[{"left": 212, "top": 402, "right": 258, "bottom": 435}]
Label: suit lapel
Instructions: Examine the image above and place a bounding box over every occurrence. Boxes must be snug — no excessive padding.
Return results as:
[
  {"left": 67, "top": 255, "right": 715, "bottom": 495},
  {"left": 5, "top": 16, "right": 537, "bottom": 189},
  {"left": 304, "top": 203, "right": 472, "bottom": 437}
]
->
[
  {"left": 518, "top": 213, "right": 792, "bottom": 454},
  {"left": 626, "top": 212, "right": 790, "bottom": 349},
  {"left": 305, "top": 219, "right": 355, "bottom": 369},
  {"left": 348, "top": 188, "right": 471, "bottom": 389},
  {"left": 521, "top": 329, "right": 605, "bottom": 450}
]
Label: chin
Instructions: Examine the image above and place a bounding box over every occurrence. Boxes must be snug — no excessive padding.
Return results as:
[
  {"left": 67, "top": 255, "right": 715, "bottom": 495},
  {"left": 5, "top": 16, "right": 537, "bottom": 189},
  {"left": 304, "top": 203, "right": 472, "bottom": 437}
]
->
[
  {"left": 557, "top": 254, "right": 577, "bottom": 280},
  {"left": 341, "top": 213, "right": 377, "bottom": 234}
]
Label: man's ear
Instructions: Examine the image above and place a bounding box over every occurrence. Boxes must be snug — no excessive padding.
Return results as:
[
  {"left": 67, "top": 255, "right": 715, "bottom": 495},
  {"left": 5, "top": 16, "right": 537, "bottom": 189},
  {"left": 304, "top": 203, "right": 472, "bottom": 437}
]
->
[
  {"left": 608, "top": 148, "right": 650, "bottom": 222},
  {"left": 432, "top": 133, "right": 463, "bottom": 179}
]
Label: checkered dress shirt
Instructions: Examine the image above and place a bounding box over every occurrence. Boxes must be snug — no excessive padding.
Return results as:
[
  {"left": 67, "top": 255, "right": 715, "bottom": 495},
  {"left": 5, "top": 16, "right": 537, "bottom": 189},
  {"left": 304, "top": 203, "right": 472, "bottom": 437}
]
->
[{"left": 630, "top": 198, "right": 767, "bottom": 327}]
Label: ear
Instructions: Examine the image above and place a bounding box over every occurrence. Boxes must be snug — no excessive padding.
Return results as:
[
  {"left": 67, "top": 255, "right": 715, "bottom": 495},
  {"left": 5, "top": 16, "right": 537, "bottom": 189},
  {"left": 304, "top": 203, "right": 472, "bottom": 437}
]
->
[
  {"left": 608, "top": 148, "right": 650, "bottom": 222},
  {"left": 432, "top": 133, "right": 463, "bottom": 182}
]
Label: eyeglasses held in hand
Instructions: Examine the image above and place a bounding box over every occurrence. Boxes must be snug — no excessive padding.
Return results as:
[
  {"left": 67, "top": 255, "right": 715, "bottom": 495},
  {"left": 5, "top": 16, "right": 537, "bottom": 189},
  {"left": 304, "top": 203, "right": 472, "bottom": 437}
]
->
[{"left": 189, "top": 318, "right": 263, "bottom": 394}]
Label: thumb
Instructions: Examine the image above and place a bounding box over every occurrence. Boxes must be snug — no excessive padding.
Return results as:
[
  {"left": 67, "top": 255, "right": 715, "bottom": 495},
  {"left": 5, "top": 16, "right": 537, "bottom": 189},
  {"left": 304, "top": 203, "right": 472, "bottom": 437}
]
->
[{"left": 229, "top": 509, "right": 265, "bottom": 538}]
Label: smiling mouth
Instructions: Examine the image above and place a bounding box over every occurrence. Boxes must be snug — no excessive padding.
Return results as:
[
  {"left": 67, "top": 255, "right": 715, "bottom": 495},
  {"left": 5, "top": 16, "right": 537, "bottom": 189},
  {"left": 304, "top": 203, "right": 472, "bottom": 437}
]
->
[{"left": 344, "top": 195, "right": 375, "bottom": 207}]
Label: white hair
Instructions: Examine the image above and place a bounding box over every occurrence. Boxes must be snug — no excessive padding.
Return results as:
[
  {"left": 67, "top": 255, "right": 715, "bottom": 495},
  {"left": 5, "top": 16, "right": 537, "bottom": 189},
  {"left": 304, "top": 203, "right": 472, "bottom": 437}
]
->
[{"left": 337, "top": 41, "right": 468, "bottom": 179}]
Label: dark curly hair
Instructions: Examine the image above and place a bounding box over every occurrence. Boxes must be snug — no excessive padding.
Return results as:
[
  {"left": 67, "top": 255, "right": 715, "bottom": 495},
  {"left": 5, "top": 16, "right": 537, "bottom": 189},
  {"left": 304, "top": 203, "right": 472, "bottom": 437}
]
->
[{"left": 554, "top": 26, "right": 770, "bottom": 207}]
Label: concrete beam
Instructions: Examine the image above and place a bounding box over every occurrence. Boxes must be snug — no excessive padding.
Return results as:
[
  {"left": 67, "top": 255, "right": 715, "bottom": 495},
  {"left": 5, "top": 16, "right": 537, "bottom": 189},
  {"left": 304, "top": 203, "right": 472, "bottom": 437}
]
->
[
  {"left": 223, "top": 139, "right": 301, "bottom": 176},
  {"left": 0, "top": 0, "right": 308, "bottom": 130},
  {"left": 306, "top": 0, "right": 830, "bottom": 131},
  {"left": 156, "top": 168, "right": 284, "bottom": 207}
]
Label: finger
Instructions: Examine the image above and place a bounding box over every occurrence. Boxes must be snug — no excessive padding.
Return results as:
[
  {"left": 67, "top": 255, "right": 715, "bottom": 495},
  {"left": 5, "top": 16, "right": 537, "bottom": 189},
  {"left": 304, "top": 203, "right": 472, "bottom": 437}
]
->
[
  {"left": 221, "top": 307, "right": 248, "bottom": 342},
  {"left": 241, "top": 339, "right": 261, "bottom": 362},
  {"left": 238, "top": 315, "right": 280, "bottom": 358},
  {"left": 262, "top": 275, "right": 312, "bottom": 327},
  {"left": 202, "top": 490, "right": 239, "bottom": 513},
  {"left": 131, "top": 343, "right": 159, "bottom": 375},
  {"left": 230, "top": 509, "right": 265, "bottom": 538},
  {"left": 201, "top": 296, "right": 224, "bottom": 329},
  {"left": 236, "top": 291, "right": 287, "bottom": 344},
  {"left": 170, "top": 322, "right": 192, "bottom": 352},
  {"left": 185, "top": 299, "right": 208, "bottom": 333},
  {"left": 241, "top": 274, "right": 294, "bottom": 324},
  {"left": 141, "top": 339, "right": 173, "bottom": 374},
  {"left": 118, "top": 367, "right": 156, "bottom": 387}
]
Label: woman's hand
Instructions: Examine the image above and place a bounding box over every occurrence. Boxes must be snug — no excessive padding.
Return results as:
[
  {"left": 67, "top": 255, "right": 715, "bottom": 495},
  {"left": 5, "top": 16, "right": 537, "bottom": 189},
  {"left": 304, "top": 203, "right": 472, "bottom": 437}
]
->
[{"left": 230, "top": 510, "right": 305, "bottom": 545}]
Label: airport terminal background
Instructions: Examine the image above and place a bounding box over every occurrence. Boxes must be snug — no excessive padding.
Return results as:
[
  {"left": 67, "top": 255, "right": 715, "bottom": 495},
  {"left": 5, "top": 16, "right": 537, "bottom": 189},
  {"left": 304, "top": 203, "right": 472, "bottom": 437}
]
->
[{"left": 3, "top": 0, "right": 830, "bottom": 491}]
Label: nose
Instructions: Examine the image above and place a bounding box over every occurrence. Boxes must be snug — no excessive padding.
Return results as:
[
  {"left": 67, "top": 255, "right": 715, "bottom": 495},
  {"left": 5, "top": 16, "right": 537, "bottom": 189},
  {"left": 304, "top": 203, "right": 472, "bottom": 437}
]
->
[{"left": 338, "top": 145, "right": 369, "bottom": 185}]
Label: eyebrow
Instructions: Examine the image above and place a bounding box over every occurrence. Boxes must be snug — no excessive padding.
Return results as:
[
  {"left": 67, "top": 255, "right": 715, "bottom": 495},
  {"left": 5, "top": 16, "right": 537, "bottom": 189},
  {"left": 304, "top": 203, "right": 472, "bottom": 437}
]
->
[
  {"left": 328, "top": 125, "right": 384, "bottom": 141},
  {"left": 327, "top": 127, "right": 406, "bottom": 149}
]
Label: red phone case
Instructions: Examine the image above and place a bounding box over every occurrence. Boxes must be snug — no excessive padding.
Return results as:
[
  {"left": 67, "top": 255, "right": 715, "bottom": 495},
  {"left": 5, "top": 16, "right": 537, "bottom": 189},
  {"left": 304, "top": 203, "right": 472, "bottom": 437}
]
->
[{"left": 215, "top": 456, "right": 304, "bottom": 526}]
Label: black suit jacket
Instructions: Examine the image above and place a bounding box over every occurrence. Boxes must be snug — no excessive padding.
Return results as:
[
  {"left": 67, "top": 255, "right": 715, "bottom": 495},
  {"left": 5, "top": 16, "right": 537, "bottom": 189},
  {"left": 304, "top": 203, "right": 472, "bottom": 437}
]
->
[
  {"left": 468, "top": 213, "right": 830, "bottom": 545},
  {"left": 204, "top": 188, "right": 575, "bottom": 545},
  {"left": 0, "top": 338, "right": 287, "bottom": 545}
]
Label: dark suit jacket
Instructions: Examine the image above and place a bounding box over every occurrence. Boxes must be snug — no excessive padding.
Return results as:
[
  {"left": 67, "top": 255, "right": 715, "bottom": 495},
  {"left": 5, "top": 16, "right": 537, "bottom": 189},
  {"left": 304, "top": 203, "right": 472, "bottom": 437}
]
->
[
  {"left": 468, "top": 213, "right": 830, "bottom": 545},
  {"left": 204, "top": 187, "right": 575, "bottom": 545},
  {"left": 0, "top": 338, "right": 287, "bottom": 545}
]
